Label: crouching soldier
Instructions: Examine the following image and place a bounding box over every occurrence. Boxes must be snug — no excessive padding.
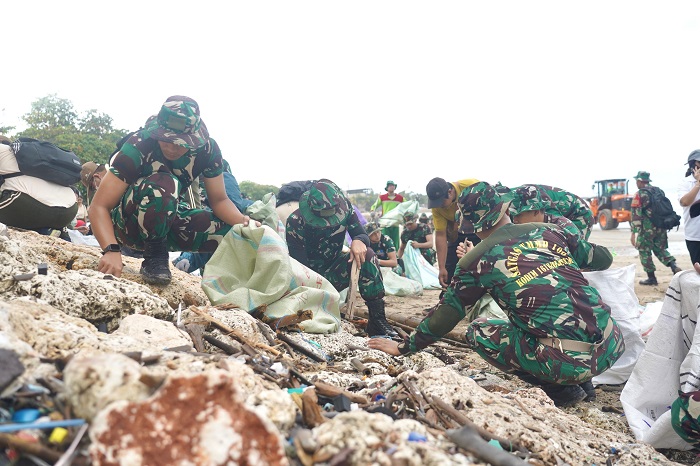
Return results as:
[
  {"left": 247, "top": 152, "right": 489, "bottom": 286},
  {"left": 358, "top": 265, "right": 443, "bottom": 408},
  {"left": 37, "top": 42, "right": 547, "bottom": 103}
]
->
[
  {"left": 286, "top": 179, "right": 397, "bottom": 338},
  {"left": 370, "top": 182, "right": 625, "bottom": 407},
  {"left": 90, "top": 96, "right": 252, "bottom": 285}
]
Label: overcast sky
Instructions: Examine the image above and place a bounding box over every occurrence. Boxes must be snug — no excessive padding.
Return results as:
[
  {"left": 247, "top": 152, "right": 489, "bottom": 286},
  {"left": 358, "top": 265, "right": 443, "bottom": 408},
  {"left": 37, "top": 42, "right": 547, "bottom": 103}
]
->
[{"left": 4, "top": 1, "right": 700, "bottom": 201}]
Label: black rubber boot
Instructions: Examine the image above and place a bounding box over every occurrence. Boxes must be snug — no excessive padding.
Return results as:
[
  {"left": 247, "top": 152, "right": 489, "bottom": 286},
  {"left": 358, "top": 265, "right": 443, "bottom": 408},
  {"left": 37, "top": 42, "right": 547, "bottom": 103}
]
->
[
  {"left": 140, "top": 239, "right": 171, "bottom": 286},
  {"left": 639, "top": 272, "right": 658, "bottom": 286},
  {"left": 512, "top": 370, "right": 544, "bottom": 386},
  {"left": 366, "top": 299, "right": 398, "bottom": 338},
  {"left": 541, "top": 384, "right": 587, "bottom": 407},
  {"left": 579, "top": 380, "right": 596, "bottom": 401},
  {"left": 670, "top": 262, "right": 682, "bottom": 275}
]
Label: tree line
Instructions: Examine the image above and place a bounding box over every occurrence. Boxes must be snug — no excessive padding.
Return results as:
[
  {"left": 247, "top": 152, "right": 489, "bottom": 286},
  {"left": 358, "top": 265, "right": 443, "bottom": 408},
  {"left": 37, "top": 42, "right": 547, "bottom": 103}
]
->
[{"left": 1, "top": 95, "right": 429, "bottom": 209}]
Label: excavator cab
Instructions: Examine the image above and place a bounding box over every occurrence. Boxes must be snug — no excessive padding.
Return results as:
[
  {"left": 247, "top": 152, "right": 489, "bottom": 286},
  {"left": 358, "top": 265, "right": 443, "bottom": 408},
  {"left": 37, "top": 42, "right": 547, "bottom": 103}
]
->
[{"left": 588, "top": 179, "right": 634, "bottom": 230}]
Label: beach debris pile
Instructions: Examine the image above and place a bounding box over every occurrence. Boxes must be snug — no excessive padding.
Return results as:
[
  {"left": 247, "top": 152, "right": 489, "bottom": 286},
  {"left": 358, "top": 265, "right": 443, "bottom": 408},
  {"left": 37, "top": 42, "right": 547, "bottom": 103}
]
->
[{"left": 0, "top": 229, "right": 683, "bottom": 465}]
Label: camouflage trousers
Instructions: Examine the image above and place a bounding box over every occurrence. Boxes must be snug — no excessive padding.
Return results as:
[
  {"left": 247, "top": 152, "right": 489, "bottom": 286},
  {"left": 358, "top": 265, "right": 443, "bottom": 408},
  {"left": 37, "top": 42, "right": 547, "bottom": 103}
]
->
[
  {"left": 111, "top": 172, "right": 232, "bottom": 252},
  {"left": 637, "top": 229, "right": 676, "bottom": 273},
  {"left": 419, "top": 247, "right": 437, "bottom": 265},
  {"left": 314, "top": 248, "right": 385, "bottom": 302},
  {"left": 465, "top": 317, "right": 625, "bottom": 384},
  {"left": 671, "top": 391, "right": 700, "bottom": 447}
]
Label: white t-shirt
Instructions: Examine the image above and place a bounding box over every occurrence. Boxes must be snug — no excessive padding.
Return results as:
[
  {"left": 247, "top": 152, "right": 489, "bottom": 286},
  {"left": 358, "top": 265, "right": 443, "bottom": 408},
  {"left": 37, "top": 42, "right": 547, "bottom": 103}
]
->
[
  {"left": 0, "top": 144, "right": 76, "bottom": 208},
  {"left": 678, "top": 178, "right": 700, "bottom": 241}
]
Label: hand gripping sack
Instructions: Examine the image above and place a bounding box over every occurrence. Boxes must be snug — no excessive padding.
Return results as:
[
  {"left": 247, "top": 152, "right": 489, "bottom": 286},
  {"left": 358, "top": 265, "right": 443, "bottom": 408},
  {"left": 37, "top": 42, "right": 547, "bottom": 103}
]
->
[{"left": 3, "top": 138, "right": 81, "bottom": 186}]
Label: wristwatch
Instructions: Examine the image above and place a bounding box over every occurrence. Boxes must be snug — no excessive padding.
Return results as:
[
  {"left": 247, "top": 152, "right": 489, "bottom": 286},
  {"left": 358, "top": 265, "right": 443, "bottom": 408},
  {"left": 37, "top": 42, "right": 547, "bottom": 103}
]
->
[{"left": 102, "top": 243, "right": 121, "bottom": 255}]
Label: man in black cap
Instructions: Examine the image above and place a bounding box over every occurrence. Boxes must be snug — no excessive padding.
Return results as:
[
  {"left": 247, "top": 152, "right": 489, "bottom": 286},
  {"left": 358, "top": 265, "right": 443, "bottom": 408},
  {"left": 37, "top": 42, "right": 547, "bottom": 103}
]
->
[{"left": 423, "top": 177, "right": 480, "bottom": 312}]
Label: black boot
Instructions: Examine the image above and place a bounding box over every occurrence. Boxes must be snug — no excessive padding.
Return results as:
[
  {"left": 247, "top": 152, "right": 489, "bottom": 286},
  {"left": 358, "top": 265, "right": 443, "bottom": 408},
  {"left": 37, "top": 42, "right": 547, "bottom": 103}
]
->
[
  {"left": 579, "top": 380, "right": 596, "bottom": 401},
  {"left": 670, "top": 262, "right": 682, "bottom": 275},
  {"left": 140, "top": 239, "right": 171, "bottom": 286},
  {"left": 540, "top": 384, "right": 587, "bottom": 407},
  {"left": 639, "top": 272, "right": 658, "bottom": 286},
  {"left": 365, "top": 299, "right": 398, "bottom": 338}
]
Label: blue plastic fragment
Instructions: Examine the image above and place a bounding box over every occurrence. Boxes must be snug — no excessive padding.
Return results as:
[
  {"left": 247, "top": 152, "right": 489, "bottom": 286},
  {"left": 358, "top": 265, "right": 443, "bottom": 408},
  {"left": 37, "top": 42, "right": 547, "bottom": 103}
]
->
[
  {"left": 488, "top": 439, "right": 504, "bottom": 450},
  {"left": 408, "top": 431, "right": 427, "bottom": 442},
  {"left": 11, "top": 409, "right": 41, "bottom": 423}
]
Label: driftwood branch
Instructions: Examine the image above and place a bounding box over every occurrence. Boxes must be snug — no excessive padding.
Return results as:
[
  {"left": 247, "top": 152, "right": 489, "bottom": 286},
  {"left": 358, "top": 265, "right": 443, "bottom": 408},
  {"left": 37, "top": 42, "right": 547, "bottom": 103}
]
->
[
  {"left": 277, "top": 333, "right": 326, "bottom": 363},
  {"left": 447, "top": 425, "right": 528, "bottom": 466}
]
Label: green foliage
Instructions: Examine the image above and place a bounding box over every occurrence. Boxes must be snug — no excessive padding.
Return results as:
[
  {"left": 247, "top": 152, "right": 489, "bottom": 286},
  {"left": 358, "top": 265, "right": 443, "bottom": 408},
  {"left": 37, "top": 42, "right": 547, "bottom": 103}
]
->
[
  {"left": 15, "top": 94, "right": 128, "bottom": 166},
  {"left": 239, "top": 180, "right": 279, "bottom": 202}
]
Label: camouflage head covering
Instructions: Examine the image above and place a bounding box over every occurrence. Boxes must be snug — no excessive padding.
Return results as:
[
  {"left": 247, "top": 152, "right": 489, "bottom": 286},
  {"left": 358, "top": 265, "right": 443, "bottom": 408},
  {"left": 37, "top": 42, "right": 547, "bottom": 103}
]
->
[
  {"left": 458, "top": 181, "right": 511, "bottom": 233},
  {"left": 403, "top": 212, "right": 418, "bottom": 224},
  {"left": 146, "top": 96, "right": 209, "bottom": 150},
  {"left": 509, "top": 185, "right": 552, "bottom": 216},
  {"left": 298, "top": 179, "right": 351, "bottom": 228},
  {"left": 633, "top": 170, "right": 651, "bottom": 182},
  {"left": 365, "top": 221, "right": 382, "bottom": 235},
  {"left": 493, "top": 181, "right": 511, "bottom": 195}
]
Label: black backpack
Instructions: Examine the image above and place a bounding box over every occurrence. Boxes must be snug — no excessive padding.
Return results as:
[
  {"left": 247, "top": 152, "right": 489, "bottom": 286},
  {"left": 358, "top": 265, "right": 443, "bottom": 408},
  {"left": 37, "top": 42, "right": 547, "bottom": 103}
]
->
[
  {"left": 642, "top": 186, "right": 681, "bottom": 230},
  {"left": 276, "top": 180, "right": 316, "bottom": 206},
  {"left": 1, "top": 138, "right": 81, "bottom": 186}
]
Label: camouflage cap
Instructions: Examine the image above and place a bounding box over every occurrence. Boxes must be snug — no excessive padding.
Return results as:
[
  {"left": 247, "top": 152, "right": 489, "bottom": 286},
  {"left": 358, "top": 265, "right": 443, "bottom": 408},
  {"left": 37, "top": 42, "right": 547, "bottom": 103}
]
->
[
  {"left": 458, "top": 181, "right": 511, "bottom": 233},
  {"left": 403, "top": 212, "right": 418, "bottom": 224},
  {"left": 298, "top": 179, "right": 351, "bottom": 228},
  {"left": 633, "top": 171, "right": 651, "bottom": 182},
  {"left": 365, "top": 221, "right": 382, "bottom": 235},
  {"left": 509, "top": 185, "right": 552, "bottom": 216},
  {"left": 146, "top": 96, "right": 209, "bottom": 150}
]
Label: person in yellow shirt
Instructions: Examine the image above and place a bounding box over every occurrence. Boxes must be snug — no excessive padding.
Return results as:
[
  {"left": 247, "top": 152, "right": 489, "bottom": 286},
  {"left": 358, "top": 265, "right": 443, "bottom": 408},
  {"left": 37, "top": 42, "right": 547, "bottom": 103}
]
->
[{"left": 424, "top": 177, "right": 480, "bottom": 312}]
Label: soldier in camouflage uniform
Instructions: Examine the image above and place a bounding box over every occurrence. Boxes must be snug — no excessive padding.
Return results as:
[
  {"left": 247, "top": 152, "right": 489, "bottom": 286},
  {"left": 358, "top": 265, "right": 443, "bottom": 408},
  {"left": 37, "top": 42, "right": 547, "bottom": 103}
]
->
[
  {"left": 90, "top": 96, "right": 252, "bottom": 285},
  {"left": 511, "top": 184, "right": 594, "bottom": 240},
  {"left": 510, "top": 185, "right": 585, "bottom": 239},
  {"left": 286, "top": 179, "right": 397, "bottom": 337},
  {"left": 366, "top": 221, "right": 400, "bottom": 270},
  {"left": 398, "top": 212, "right": 436, "bottom": 265},
  {"left": 631, "top": 171, "right": 682, "bottom": 286},
  {"left": 370, "top": 181, "right": 625, "bottom": 407}
]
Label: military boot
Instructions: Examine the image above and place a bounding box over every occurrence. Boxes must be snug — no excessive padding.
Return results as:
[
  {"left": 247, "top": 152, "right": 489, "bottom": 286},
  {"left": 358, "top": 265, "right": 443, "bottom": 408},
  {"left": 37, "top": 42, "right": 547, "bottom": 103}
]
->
[
  {"left": 579, "top": 380, "right": 596, "bottom": 401},
  {"left": 365, "top": 299, "right": 398, "bottom": 338},
  {"left": 639, "top": 272, "right": 658, "bottom": 286},
  {"left": 670, "top": 262, "right": 683, "bottom": 275},
  {"left": 540, "top": 384, "right": 587, "bottom": 407},
  {"left": 140, "top": 239, "right": 171, "bottom": 286}
]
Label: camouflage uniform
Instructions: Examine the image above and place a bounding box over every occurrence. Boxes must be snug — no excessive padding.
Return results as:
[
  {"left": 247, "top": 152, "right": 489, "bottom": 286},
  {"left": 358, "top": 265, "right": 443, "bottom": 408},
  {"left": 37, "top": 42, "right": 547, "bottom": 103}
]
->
[
  {"left": 286, "top": 180, "right": 384, "bottom": 301},
  {"left": 399, "top": 182, "right": 624, "bottom": 385},
  {"left": 369, "top": 233, "right": 396, "bottom": 262},
  {"left": 109, "top": 114, "right": 229, "bottom": 252},
  {"left": 510, "top": 185, "right": 585, "bottom": 239},
  {"left": 513, "top": 184, "right": 594, "bottom": 240},
  {"left": 631, "top": 187, "right": 677, "bottom": 274},
  {"left": 671, "top": 391, "right": 700, "bottom": 447}
]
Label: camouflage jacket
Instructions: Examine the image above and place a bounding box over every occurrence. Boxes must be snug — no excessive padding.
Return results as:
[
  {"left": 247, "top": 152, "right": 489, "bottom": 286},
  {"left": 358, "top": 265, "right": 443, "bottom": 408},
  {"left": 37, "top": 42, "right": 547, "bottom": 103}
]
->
[
  {"left": 369, "top": 234, "right": 396, "bottom": 261},
  {"left": 399, "top": 222, "right": 613, "bottom": 354},
  {"left": 630, "top": 187, "right": 661, "bottom": 235},
  {"left": 286, "top": 209, "right": 369, "bottom": 270},
  {"left": 110, "top": 130, "right": 224, "bottom": 194},
  {"left": 400, "top": 224, "right": 433, "bottom": 245}
]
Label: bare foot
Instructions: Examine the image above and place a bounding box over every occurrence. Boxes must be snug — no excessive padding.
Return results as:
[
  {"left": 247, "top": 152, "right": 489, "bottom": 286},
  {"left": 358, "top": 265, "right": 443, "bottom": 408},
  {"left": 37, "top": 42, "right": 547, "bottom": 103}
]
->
[{"left": 694, "top": 262, "right": 700, "bottom": 274}]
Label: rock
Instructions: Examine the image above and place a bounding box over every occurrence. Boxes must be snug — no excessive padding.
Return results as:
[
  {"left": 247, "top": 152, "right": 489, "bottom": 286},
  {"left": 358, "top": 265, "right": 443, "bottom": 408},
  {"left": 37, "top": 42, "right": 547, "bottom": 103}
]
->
[
  {"left": 246, "top": 389, "right": 298, "bottom": 433},
  {"left": 64, "top": 352, "right": 152, "bottom": 421},
  {"left": 113, "top": 314, "right": 192, "bottom": 350},
  {"left": 89, "top": 370, "right": 287, "bottom": 466},
  {"left": 0, "top": 348, "right": 24, "bottom": 392}
]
